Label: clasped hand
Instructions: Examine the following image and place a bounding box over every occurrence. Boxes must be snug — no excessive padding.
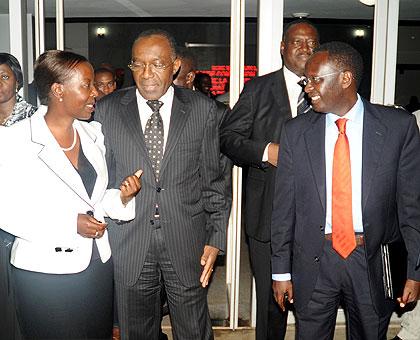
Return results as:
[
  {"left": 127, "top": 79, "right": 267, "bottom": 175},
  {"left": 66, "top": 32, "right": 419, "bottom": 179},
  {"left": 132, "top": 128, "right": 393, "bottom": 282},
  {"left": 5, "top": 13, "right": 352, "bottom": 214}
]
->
[{"left": 77, "top": 169, "right": 143, "bottom": 238}]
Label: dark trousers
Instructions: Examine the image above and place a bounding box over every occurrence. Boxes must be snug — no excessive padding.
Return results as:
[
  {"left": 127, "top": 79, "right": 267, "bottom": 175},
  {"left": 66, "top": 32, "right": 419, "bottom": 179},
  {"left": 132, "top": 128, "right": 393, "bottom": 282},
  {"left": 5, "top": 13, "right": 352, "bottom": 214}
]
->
[
  {"left": 116, "top": 221, "right": 213, "bottom": 340},
  {"left": 295, "top": 241, "right": 392, "bottom": 340},
  {"left": 248, "top": 237, "right": 287, "bottom": 340}
]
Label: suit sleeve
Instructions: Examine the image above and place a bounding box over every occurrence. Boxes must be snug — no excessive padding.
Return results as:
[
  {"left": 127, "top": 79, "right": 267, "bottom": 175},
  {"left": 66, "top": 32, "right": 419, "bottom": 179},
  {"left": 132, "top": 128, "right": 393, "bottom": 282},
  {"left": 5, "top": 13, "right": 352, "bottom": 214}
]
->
[
  {"left": 397, "top": 114, "right": 420, "bottom": 281},
  {"left": 271, "top": 125, "right": 295, "bottom": 275},
  {"left": 220, "top": 82, "right": 268, "bottom": 168},
  {"left": 202, "top": 101, "right": 228, "bottom": 252}
]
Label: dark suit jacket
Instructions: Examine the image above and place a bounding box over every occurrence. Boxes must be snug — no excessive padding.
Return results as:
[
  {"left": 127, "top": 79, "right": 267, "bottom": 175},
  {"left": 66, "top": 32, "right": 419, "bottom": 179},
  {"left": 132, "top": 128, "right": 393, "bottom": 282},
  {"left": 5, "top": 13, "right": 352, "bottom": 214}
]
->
[
  {"left": 220, "top": 69, "right": 292, "bottom": 242},
  {"left": 95, "top": 86, "right": 227, "bottom": 287},
  {"left": 271, "top": 98, "right": 420, "bottom": 317}
]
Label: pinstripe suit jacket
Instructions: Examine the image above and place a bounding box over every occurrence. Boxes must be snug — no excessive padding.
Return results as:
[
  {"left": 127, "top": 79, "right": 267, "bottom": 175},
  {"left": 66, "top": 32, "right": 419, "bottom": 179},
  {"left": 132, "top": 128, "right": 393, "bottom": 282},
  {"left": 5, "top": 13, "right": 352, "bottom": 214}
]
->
[{"left": 95, "top": 85, "right": 227, "bottom": 287}]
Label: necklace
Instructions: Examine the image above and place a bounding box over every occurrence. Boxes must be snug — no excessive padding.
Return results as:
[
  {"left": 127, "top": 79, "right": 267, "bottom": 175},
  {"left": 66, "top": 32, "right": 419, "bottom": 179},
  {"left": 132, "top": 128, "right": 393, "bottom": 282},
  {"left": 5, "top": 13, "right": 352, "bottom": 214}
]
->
[{"left": 61, "top": 126, "right": 77, "bottom": 152}]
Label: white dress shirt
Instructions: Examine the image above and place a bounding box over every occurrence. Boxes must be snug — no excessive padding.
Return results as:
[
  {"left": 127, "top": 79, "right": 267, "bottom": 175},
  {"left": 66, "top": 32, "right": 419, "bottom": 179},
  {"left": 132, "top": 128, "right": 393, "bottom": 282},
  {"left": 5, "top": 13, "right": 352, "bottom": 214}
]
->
[
  {"left": 136, "top": 86, "right": 174, "bottom": 152},
  {"left": 273, "top": 95, "right": 364, "bottom": 282}
]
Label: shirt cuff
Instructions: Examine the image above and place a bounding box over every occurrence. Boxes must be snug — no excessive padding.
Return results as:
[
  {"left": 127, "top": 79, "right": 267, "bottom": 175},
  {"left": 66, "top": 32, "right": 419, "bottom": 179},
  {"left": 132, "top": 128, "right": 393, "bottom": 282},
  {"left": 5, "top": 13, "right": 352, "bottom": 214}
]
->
[
  {"left": 262, "top": 143, "right": 270, "bottom": 162},
  {"left": 272, "top": 273, "right": 291, "bottom": 281}
]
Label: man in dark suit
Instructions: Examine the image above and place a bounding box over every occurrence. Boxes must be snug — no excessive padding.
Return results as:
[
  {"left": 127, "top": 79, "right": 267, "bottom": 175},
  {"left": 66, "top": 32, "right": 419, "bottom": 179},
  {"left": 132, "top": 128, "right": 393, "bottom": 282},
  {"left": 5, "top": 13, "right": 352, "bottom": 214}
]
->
[
  {"left": 271, "top": 41, "right": 420, "bottom": 339},
  {"left": 220, "top": 20, "right": 319, "bottom": 340},
  {"left": 95, "top": 29, "right": 227, "bottom": 340}
]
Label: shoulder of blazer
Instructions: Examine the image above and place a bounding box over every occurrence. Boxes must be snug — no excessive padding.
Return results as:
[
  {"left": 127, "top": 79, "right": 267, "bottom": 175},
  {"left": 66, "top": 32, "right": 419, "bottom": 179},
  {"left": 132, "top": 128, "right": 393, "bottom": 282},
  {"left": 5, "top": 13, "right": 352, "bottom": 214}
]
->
[{"left": 243, "top": 68, "right": 285, "bottom": 91}]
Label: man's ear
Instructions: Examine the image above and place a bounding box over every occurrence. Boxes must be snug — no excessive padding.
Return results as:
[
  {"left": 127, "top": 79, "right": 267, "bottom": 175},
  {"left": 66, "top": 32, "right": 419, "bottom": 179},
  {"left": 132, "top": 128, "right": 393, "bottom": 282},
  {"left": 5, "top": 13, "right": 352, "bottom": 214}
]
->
[
  {"left": 341, "top": 70, "right": 354, "bottom": 89},
  {"left": 51, "top": 83, "right": 64, "bottom": 100},
  {"left": 172, "top": 58, "right": 181, "bottom": 75},
  {"left": 280, "top": 41, "right": 285, "bottom": 56},
  {"left": 186, "top": 71, "right": 196, "bottom": 86}
]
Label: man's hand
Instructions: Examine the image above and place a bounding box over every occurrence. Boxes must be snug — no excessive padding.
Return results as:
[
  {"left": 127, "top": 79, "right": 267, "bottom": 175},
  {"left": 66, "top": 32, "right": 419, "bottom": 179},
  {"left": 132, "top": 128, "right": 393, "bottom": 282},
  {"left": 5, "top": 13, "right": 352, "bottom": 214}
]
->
[
  {"left": 268, "top": 143, "right": 279, "bottom": 167},
  {"left": 272, "top": 280, "right": 293, "bottom": 311},
  {"left": 120, "top": 169, "right": 143, "bottom": 205},
  {"left": 200, "top": 245, "right": 219, "bottom": 288},
  {"left": 397, "top": 279, "right": 420, "bottom": 307}
]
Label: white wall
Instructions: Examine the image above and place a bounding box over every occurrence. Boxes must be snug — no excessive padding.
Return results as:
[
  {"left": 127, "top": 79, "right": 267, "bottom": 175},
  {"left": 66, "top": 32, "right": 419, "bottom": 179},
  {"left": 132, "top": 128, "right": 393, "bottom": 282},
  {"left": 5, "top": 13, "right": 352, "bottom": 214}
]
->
[
  {"left": 65, "top": 22, "right": 89, "bottom": 58},
  {"left": 0, "top": 14, "right": 10, "bottom": 52}
]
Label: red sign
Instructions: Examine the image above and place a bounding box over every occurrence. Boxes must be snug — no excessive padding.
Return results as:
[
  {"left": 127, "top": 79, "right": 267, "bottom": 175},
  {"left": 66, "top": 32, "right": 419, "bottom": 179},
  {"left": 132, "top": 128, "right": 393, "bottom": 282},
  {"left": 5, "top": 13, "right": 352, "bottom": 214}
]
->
[{"left": 197, "top": 65, "right": 257, "bottom": 96}]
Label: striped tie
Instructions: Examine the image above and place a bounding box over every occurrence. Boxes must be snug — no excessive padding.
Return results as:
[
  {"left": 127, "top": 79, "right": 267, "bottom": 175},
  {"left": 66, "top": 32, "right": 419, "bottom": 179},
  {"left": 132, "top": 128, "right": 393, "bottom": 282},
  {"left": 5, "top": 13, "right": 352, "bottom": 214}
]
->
[{"left": 297, "top": 83, "right": 310, "bottom": 115}]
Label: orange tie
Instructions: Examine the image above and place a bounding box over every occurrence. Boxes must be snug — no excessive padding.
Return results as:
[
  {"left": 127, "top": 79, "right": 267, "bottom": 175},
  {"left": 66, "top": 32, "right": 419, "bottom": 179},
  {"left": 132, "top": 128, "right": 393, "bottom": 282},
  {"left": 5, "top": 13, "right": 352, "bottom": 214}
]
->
[{"left": 332, "top": 118, "right": 356, "bottom": 258}]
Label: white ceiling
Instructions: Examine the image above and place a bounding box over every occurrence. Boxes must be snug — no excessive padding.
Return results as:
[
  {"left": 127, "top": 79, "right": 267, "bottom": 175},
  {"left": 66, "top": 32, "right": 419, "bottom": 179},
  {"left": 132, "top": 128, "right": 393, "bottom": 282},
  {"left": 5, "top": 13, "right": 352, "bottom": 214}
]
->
[{"left": 0, "top": 0, "right": 418, "bottom": 20}]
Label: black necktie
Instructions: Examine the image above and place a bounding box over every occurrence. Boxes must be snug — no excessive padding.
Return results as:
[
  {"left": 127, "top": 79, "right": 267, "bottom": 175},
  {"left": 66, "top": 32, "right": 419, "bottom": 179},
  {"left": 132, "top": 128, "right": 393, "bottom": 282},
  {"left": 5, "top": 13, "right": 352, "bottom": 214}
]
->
[
  {"left": 145, "top": 100, "right": 164, "bottom": 181},
  {"left": 297, "top": 80, "right": 310, "bottom": 115}
]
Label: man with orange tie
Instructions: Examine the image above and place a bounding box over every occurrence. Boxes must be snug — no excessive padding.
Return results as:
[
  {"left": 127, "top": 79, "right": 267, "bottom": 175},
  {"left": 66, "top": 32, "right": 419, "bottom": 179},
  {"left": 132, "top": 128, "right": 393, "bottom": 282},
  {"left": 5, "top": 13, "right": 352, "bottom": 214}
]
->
[{"left": 271, "top": 41, "right": 420, "bottom": 339}]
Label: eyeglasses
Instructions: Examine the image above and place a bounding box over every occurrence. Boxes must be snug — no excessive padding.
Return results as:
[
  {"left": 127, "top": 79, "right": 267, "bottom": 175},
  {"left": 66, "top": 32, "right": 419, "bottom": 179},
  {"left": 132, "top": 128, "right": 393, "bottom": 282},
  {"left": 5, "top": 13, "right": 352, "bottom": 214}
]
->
[
  {"left": 94, "top": 81, "right": 115, "bottom": 90},
  {"left": 128, "top": 60, "right": 175, "bottom": 73},
  {"left": 300, "top": 71, "right": 343, "bottom": 86}
]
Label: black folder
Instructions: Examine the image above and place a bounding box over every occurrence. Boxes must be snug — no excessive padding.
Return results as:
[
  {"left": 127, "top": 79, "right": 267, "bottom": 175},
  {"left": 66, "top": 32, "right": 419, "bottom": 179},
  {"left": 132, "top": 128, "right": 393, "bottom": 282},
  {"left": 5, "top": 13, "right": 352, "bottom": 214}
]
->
[{"left": 381, "top": 241, "right": 407, "bottom": 300}]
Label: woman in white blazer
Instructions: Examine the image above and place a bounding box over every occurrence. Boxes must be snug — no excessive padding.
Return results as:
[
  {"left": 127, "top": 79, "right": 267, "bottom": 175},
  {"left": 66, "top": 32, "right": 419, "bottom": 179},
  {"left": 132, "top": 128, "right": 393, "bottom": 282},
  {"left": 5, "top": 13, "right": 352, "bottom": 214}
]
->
[{"left": 0, "top": 50, "right": 142, "bottom": 339}]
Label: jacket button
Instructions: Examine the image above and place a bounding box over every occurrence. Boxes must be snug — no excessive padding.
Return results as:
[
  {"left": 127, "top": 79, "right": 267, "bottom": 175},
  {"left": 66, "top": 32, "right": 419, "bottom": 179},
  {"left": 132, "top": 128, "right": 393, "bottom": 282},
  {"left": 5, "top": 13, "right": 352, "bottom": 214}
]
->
[
  {"left": 320, "top": 225, "right": 324, "bottom": 231},
  {"left": 150, "top": 220, "right": 154, "bottom": 225},
  {"left": 156, "top": 187, "right": 161, "bottom": 192},
  {"left": 314, "top": 256, "right": 319, "bottom": 262}
]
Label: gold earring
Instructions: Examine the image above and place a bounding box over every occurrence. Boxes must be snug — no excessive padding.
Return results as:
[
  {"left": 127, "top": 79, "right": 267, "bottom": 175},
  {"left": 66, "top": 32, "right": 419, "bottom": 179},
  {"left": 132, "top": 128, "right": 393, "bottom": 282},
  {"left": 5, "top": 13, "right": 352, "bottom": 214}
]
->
[{"left": 59, "top": 97, "right": 63, "bottom": 102}]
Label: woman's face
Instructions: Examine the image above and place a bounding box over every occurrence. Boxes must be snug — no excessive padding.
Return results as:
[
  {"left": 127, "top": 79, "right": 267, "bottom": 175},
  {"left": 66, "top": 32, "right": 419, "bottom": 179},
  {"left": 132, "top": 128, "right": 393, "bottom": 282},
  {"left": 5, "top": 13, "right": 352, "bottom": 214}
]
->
[
  {"left": 61, "top": 62, "right": 98, "bottom": 120},
  {"left": 0, "top": 63, "right": 17, "bottom": 106}
]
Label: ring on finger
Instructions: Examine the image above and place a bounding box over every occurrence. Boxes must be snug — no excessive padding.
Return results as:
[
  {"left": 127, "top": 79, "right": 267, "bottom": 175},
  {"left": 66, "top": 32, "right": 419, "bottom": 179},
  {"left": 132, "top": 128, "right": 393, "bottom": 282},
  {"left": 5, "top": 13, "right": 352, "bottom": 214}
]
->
[
  {"left": 123, "top": 181, "right": 129, "bottom": 187},
  {"left": 94, "top": 230, "right": 99, "bottom": 237}
]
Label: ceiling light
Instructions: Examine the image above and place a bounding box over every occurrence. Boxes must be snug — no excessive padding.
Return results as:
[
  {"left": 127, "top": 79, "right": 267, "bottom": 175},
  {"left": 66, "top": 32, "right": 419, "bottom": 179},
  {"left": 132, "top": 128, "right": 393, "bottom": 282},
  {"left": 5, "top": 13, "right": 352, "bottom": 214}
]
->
[
  {"left": 354, "top": 29, "right": 365, "bottom": 38},
  {"left": 359, "top": 0, "right": 375, "bottom": 6},
  {"left": 96, "top": 27, "right": 106, "bottom": 38},
  {"left": 292, "top": 12, "right": 309, "bottom": 18}
]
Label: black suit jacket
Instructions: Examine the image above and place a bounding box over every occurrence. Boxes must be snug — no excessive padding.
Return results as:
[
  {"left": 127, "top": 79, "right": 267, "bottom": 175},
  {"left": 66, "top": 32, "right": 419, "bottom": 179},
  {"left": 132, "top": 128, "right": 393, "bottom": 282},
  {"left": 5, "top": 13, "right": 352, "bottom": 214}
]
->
[
  {"left": 271, "top": 99, "right": 420, "bottom": 316},
  {"left": 95, "top": 86, "right": 227, "bottom": 287},
  {"left": 220, "top": 69, "right": 292, "bottom": 241}
]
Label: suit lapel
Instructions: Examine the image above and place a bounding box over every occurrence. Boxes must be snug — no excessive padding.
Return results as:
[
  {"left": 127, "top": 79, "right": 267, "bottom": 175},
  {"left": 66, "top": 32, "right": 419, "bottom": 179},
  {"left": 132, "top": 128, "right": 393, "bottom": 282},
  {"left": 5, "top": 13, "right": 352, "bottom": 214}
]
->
[
  {"left": 159, "top": 87, "right": 190, "bottom": 176},
  {"left": 271, "top": 70, "right": 293, "bottom": 140},
  {"left": 119, "top": 88, "right": 149, "bottom": 161},
  {"left": 30, "top": 110, "right": 92, "bottom": 207},
  {"left": 361, "top": 100, "right": 386, "bottom": 210},
  {"left": 305, "top": 113, "right": 326, "bottom": 212}
]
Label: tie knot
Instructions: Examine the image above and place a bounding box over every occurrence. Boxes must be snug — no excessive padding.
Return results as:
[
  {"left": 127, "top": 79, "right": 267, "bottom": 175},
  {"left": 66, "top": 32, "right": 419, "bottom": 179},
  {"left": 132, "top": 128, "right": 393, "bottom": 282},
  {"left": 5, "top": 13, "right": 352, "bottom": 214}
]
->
[
  {"left": 335, "top": 118, "right": 348, "bottom": 134},
  {"left": 146, "top": 100, "right": 163, "bottom": 113}
]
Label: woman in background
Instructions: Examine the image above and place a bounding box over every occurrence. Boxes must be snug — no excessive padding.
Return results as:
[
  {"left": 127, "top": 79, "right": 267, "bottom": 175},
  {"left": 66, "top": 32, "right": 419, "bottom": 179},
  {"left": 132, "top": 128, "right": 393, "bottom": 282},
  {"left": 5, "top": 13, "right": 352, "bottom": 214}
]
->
[
  {"left": 0, "top": 52, "right": 36, "bottom": 340},
  {"left": 0, "top": 50, "right": 142, "bottom": 339}
]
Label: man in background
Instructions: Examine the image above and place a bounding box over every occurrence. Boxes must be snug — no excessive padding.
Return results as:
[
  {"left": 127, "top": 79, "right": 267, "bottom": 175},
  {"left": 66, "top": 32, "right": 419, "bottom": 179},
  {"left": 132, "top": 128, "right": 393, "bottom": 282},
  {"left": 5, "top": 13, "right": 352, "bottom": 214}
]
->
[
  {"left": 173, "top": 47, "right": 196, "bottom": 90},
  {"left": 94, "top": 67, "right": 116, "bottom": 100},
  {"left": 220, "top": 19, "right": 319, "bottom": 340}
]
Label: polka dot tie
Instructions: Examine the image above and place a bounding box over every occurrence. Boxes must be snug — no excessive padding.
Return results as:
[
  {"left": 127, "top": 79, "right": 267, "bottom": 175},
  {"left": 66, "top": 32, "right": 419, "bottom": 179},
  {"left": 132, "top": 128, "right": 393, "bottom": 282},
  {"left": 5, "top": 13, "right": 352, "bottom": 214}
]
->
[{"left": 145, "top": 100, "right": 164, "bottom": 181}]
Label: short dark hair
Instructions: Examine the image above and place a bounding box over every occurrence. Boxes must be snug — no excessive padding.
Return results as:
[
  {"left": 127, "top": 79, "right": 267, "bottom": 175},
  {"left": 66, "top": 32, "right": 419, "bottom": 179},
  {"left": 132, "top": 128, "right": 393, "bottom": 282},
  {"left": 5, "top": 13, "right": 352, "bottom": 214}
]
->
[
  {"left": 315, "top": 41, "right": 364, "bottom": 88},
  {"left": 176, "top": 47, "right": 197, "bottom": 71},
  {"left": 282, "top": 19, "right": 319, "bottom": 42},
  {"left": 34, "top": 50, "right": 88, "bottom": 105},
  {"left": 133, "top": 29, "right": 178, "bottom": 59},
  {"left": 0, "top": 53, "right": 23, "bottom": 90},
  {"left": 94, "top": 67, "right": 115, "bottom": 79}
]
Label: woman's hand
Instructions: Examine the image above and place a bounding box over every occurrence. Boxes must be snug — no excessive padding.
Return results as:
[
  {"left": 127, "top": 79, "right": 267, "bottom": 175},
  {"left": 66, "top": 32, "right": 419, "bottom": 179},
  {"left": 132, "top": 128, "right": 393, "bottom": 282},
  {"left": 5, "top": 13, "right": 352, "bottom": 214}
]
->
[
  {"left": 120, "top": 169, "right": 143, "bottom": 206},
  {"left": 77, "top": 213, "right": 108, "bottom": 238}
]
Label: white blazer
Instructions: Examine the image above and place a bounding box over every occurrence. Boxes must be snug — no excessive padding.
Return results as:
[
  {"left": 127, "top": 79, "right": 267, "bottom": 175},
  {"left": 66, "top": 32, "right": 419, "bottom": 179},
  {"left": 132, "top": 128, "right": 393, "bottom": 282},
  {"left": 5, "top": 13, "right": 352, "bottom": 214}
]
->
[{"left": 0, "top": 106, "right": 135, "bottom": 274}]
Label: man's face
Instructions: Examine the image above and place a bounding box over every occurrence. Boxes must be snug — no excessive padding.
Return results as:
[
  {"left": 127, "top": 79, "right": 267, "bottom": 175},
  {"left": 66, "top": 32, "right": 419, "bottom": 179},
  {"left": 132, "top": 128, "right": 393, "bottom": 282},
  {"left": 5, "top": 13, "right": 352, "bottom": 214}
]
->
[
  {"left": 196, "top": 75, "right": 212, "bottom": 96},
  {"left": 131, "top": 35, "right": 181, "bottom": 100},
  {"left": 173, "top": 58, "right": 195, "bottom": 89},
  {"left": 304, "top": 51, "right": 345, "bottom": 115},
  {"left": 281, "top": 23, "right": 319, "bottom": 77},
  {"left": 94, "top": 71, "right": 116, "bottom": 99}
]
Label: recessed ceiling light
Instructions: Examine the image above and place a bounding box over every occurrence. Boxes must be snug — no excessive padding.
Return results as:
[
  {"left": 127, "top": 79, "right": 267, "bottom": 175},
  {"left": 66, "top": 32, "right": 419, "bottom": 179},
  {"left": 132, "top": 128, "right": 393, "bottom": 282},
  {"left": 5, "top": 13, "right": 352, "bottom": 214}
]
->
[
  {"left": 292, "top": 12, "right": 309, "bottom": 18},
  {"left": 359, "top": 0, "right": 375, "bottom": 6}
]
